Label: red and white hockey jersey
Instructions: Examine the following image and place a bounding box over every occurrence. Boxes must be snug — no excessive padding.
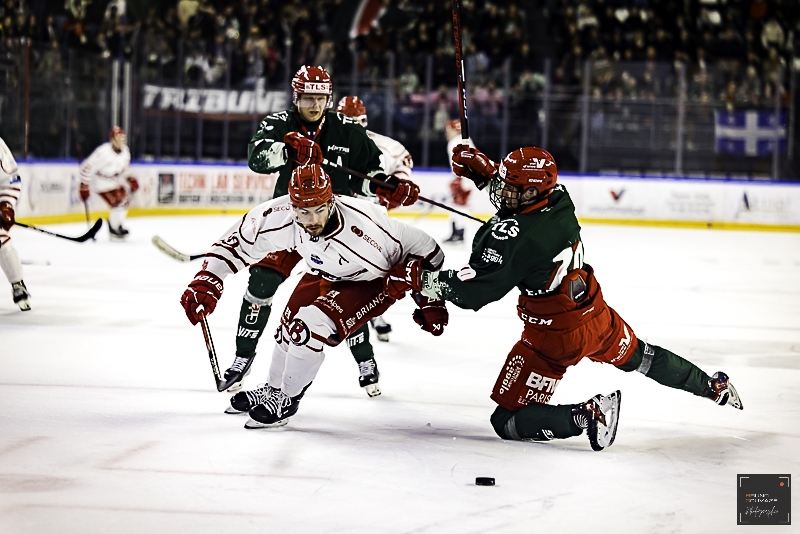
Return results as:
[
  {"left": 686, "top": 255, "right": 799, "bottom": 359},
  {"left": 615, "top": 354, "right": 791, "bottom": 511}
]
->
[
  {"left": 367, "top": 131, "right": 413, "bottom": 180},
  {"left": 78, "top": 142, "right": 131, "bottom": 193},
  {"left": 204, "top": 195, "right": 443, "bottom": 283},
  {"left": 0, "top": 136, "right": 20, "bottom": 210}
]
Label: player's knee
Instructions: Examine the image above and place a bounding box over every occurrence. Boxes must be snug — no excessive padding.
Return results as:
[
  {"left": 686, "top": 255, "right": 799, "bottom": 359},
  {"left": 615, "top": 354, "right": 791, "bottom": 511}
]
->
[
  {"left": 288, "top": 305, "right": 335, "bottom": 348},
  {"left": 247, "top": 266, "right": 284, "bottom": 300},
  {"left": 490, "top": 406, "right": 519, "bottom": 441}
]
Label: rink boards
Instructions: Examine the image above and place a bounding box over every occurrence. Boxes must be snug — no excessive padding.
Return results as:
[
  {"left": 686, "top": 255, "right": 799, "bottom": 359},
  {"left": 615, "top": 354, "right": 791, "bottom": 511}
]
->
[{"left": 13, "top": 161, "right": 800, "bottom": 231}]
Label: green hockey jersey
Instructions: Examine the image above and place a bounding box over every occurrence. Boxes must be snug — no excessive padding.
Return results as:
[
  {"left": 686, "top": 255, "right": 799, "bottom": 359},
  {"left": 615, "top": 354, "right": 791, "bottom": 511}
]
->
[
  {"left": 247, "top": 109, "right": 384, "bottom": 197},
  {"left": 426, "top": 184, "right": 584, "bottom": 311}
]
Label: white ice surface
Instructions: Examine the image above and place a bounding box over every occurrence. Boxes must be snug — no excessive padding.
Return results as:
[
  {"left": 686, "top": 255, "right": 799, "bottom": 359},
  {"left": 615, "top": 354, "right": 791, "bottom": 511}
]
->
[{"left": 1, "top": 215, "right": 798, "bottom": 533}]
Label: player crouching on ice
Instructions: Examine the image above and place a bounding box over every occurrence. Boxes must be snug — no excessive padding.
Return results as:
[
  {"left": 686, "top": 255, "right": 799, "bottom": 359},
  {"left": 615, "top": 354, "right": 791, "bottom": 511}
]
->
[
  {"left": 78, "top": 127, "right": 139, "bottom": 240},
  {"left": 383, "top": 145, "right": 743, "bottom": 451},
  {"left": 181, "top": 164, "right": 447, "bottom": 429}
]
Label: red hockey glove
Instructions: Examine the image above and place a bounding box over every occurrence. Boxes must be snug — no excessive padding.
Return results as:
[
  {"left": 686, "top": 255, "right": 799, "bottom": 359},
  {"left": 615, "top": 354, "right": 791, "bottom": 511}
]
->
[
  {"left": 180, "top": 270, "right": 224, "bottom": 325},
  {"left": 283, "top": 132, "right": 323, "bottom": 166},
  {"left": 0, "top": 201, "right": 14, "bottom": 231},
  {"left": 412, "top": 292, "right": 448, "bottom": 336},
  {"left": 127, "top": 176, "right": 139, "bottom": 193},
  {"left": 384, "top": 257, "right": 423, "bottom": 300},
  {"left": 374, "top": 174, "right": 420, "bottom": 209},
  {"left": 451, "top": 144, "right": 496, "bottom": 190},
  {"left": 79, "top": 182, "right": 90, "bottom": 202}
]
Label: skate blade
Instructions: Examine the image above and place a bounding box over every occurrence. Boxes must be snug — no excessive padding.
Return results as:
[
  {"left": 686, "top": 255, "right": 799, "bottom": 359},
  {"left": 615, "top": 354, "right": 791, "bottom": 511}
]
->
[
  {"left": 725, "top": 382, "right": 744, "bottom": 410},
  {"left": 364, "top": 383, "right": 381, "bottom": 397},
  {"left": 16, "top": 299, "right": 31, "bottom": 311},
  {"left": 590, "top": 390, "right": 621, "bottom": 451},
  {"left": 226, "top": 381, "right": 244, "bottom": 393},
  {"left": 376, "top": 333, "right": 390, "bottom": 342},
  {"left": 244, "top": 417, "right": 289, "bottom": 429},
  {"left": 224, "top": 406, "right": 248, "bottom": 415}
]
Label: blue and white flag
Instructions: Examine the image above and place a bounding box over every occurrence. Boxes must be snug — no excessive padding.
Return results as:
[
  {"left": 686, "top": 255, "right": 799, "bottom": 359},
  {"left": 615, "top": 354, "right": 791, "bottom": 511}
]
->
[{"left": 714, "top": 110, "right": 786, "bottom": 156}]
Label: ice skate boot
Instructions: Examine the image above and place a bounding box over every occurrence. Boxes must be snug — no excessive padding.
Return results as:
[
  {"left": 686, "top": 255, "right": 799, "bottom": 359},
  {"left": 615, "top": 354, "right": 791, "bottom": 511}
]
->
[
  {"left": 369, "top": 316, "right": 392, "bottom": 342},
  {"left": 109, "top": 224, "right": 129, "bottom": 240},
  {"left": 443, "top": 223, "right": 464, "bottom": 243},
  {"left": 572, "top": 390, "right": 621, "bottom": 451},
  {"left": 224, "top": 353, "right": 255, "bottom": 393},
  {"left": 245, "top": 386, "right": 307, "bottom": 429},
  {"left": 358, "top": 357, "right": 381, "bottom": 397},
  {"left": 703, "top": 372, "right": 743, "bottom": 410},
  {"left": 225, "top": 384, "right": 275, "bottom": 415},
  {"left": 12, "top": 281, "right": 30, "bottom": 311}
]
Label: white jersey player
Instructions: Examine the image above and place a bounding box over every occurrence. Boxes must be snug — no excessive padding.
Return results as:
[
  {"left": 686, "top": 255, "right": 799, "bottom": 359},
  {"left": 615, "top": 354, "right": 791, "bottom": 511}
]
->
[
  {"left": 444, "top": 119, "right": 476, "bottom": 243},
  {"left": 335, "top": 95, "right": 414, "bottom": 341},
  {"left": 181, "top": 164, "right": 447, "bottom": 429},
  {"left": 79, "top": 127, "right": 139, "bottom": 239},
  {"left": 0, "top": 137, "right": 30, "bottom": 310}
]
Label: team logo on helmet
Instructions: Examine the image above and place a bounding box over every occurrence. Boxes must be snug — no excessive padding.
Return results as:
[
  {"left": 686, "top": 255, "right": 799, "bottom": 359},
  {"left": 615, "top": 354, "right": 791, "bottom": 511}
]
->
[{"left": 292, "top": 66, "right": 333, "bottom": 108}]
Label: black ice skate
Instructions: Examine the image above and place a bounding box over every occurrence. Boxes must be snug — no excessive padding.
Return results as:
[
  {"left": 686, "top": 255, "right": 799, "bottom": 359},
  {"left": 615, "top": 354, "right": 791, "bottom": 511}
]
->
[
  {"left": 12, "top": 280, "right": 31, "bottom": 311},
  {"left": 443, "top": 223, "right": 464, "bottom": 243},
  {"left": 358, "top": 357, "right": 381, "bottom": 397},
  {"left": 703, "top": 372, "right": 743, "bottom": 410},
  {"left": 225, "top": 384, "right": 275, "bottom": 415},
  {"left": 108, "top": 223, "right": 129, "bottom": 240},
  {"left": 369, "top": 316, "right": 392, "bottom": 342},
  {"left": 573, "top": 390, "right": 621, "bottom": 451},
  {"left": 245, "top": 387, "right": 305, "bottom": 429},
  {"left": 224, "top": 353, "right": 255, "bottom": 393}
]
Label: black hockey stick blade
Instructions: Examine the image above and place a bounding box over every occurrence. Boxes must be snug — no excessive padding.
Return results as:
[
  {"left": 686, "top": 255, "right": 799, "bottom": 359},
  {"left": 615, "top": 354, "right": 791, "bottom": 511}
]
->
[
  {"left": 151, "top": 235, "right": 205, "bottom": 262},
  {"left": 199, "top": 314, "right": 238, "bottom": 392},
  {"left": 15, "top": 218, "right": 103, "bottom": 243}
]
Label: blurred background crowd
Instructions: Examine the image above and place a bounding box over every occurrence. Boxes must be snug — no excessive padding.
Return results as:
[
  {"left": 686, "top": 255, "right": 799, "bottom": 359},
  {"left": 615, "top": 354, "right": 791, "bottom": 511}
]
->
[{"left": 0, "top": 0, "right": 798, "bottom": 176}]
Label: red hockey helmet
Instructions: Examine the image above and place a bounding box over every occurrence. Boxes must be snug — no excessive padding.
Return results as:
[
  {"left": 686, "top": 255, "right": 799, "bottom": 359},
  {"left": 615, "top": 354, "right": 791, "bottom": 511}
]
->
[
  {"left": 288, "top": 164, "right": 333, "bottom": 208},
  {"left": 445, "top": 119, "right": 461, "bottom": 134},
  {"left": 490, "top": 147, "right": 558, "bottom": 212},
  {"left": 291, "top": 65, "right": 333, "bottom": 108},
  {"left": 336, "top": 96, "right": 368, "bottom": 126},
  {"left": 109, "top": 126, "right": 125, "bottom": 138}
]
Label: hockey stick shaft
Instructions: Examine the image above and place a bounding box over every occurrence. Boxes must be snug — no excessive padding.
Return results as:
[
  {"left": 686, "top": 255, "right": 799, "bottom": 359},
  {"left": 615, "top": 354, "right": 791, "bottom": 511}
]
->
[
  {"left": 451, "top": 0, "right": 469, "bottom": 141},
  {"left": 151, "top": 235, "right": 204, "bottom": 262},
  {"left": 15, "top": 218, "right": 102, "bottom": 243},
  {"left": 321, "top": 159, "right": 484, "bottom": 223},
  {"left": 199, "top": 313, "right": 236, "bottom": 392}
]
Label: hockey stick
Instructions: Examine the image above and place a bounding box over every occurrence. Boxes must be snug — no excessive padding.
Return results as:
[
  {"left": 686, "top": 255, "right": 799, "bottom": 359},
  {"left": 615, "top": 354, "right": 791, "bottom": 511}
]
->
[
  {"left": 151, "top": 235, "right": 204, "bottom": 262},
  {"left": 199, "top": 312, "right": 238, "bottom": 392},
  {"left": 451, "top": 0, "right": 469, "bottom": 141},
  {"left": 83, "top": 200, "right": 95, "bottom": 241},
  {"left": 15, "top": 218, "right": 103, "bottom": 243},
  {"left": 321, "top": 159, "right": 484, "bottom": 223}
]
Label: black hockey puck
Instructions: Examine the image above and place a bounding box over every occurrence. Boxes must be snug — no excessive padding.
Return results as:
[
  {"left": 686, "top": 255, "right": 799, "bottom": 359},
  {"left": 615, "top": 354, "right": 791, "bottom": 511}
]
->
[{"left": 475, "top": 477, "right": 495, "bottom": 486}]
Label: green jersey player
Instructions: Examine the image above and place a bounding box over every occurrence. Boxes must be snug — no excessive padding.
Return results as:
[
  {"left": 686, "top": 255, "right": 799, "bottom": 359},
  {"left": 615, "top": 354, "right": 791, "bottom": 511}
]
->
[
  {"left": 384, "top": 145, "right": 743, "bottom": 451},
  {"left": 225, "top": 65, "right": 420, "bottom": 398}
]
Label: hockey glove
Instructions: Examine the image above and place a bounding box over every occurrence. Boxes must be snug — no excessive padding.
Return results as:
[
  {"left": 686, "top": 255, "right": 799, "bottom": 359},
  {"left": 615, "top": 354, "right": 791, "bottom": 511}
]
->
[
  {"left": 372, "top": 173, "right": 420, "bottom": 209},
  {"left": 283, "top": 132, "right": 323, "bottom": 166},
  {"left": 451, "top": 145, "right": 496, "bottom": 190},
  {"left": 127, "top": 176, "right": 140, "bottom": 193},
  {"left": 412, "top": 292, "right": 448, "bottom": 336},
  {"left": 181, "top": 270, "right": 224, "bottom": 325},
  {"left": 384, "top": 257, "right": 423, "bottom": 300},
  {"left": 79, "top": 182, "right": 90, "bottom": 202},
  {"left": 0, "top": 201, "right": 14, "bottom": 231}
]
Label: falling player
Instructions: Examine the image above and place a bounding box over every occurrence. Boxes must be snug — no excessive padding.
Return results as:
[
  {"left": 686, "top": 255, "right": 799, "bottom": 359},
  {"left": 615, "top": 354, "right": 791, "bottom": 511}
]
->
[
  {"left": 230, "top": 66, "right": 419, "bottom": 398},
  {"left": 180, "top": 164, "right": 447, "bottom": 428},
  {"left": 78, "top": 127, "right": 139, "bottom": 240},
  {"left": 443, "top": 119, "right": 475, "bottom": 243},
  {"left": 0, "top": 136, "right": 30, "bottom": 310},
  {"left": 335, "top": 95, "right": 415, "bottom": 342},
  {"left": 384, "top": 145, "right": 743, "bottom": 451}
]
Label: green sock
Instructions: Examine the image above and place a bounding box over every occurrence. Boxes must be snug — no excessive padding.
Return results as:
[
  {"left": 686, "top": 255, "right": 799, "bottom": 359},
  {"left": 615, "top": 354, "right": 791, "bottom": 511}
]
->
[
  {"left": 619, "top": 341, "right": 711, "bottom": 397},
  {"left": 235, "top": 266, "right": 284, "bottom": 358},
  {"left": 347, "top": 323, "right": 374, "bottom": 363},
  {"left": 490, "top": 404, "right": 582, "bottom": 441}
]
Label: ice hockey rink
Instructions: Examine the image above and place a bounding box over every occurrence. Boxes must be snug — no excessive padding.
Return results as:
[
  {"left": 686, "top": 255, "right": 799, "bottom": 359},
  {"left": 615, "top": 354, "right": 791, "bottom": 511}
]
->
[{"left": 1, "top": 214, "right": 798, "bottom": 533}]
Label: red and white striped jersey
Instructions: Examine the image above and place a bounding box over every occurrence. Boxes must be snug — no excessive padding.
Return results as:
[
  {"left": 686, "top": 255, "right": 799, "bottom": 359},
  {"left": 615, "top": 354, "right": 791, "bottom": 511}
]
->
[
  {"left": 367, "top": 131, "right": 413, "bottom": 180},
  {"left": 79, "top": 142, "right": 131, "bottom": 191},
  {"left": 204, "top": 195, "right": 443, "bottom": 283},
  {"left": 0, "top": 137, "right": 20, "bottom": 208}
]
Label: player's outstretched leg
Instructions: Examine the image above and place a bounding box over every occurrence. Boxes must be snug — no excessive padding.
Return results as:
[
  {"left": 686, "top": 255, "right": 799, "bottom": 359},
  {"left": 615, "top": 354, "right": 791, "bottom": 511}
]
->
[
  {"left": 618, "top": 341, "right": 743, "bottom": 410},
  {"left": 369, "top": 315, "right": 392, "bottom": 342},
  {"left": 490, "top": 391, "right": 622, "bottom": 451},
  {"left": 348, "top": 324, "right": 381, "bottom": 397},
  {"left": 0, "top": 239, "right": 29, "bottom": 311},
  {"left": 225, "top": 266, "right": 284, "bottom": 392}
]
